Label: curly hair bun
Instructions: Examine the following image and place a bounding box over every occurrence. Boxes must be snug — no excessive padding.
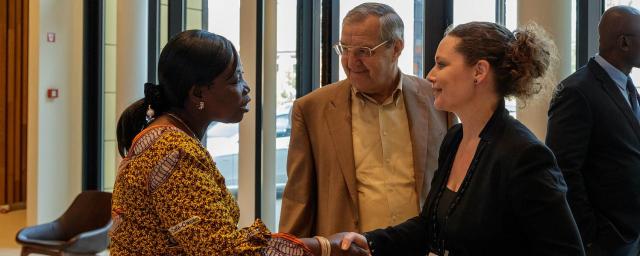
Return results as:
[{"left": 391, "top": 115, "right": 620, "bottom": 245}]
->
[
  {"left": 507, "top": 23, "right": 554, "bottom": 98},
  {"left": 447, "top": 21, "right": 556, "bottom": 100}
]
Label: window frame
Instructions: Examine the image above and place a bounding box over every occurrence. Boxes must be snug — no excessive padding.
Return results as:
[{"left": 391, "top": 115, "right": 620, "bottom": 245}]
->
[
  {"left": 296, "top": 0, "right": 321, "bottom": 95},
  {"left": 576, "top": 0, "right": 603, "bottom": 67},
  {"left": 83, "top": 0, "right": 104, "bottom": 191}
]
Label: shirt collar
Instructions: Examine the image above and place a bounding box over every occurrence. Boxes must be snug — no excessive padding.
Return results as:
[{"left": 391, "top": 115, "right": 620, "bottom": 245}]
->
[
  {"left": 351, "top": 76, "right": 403, "bottom": 107},
  {"left": 594, "top": 54, "right": 630, "bottom": 90}
]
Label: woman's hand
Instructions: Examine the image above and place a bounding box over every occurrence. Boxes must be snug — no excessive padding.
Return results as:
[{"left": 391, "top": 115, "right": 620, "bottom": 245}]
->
[
  {"left": 301, "top": 233, "right": 370, "bottom": 256},
  {"left": 328, "top": 232, "right": 370, "bottom": 256}
]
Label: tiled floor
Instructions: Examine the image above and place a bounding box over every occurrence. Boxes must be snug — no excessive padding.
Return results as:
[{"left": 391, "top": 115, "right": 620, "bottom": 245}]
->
[{"left": 0, "top": 248, "right": 20, "bottom": 256}]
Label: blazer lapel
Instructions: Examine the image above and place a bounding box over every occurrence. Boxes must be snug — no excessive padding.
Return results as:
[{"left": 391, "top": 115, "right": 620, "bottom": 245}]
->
[
  {"left": 324, "top": 81, "right": 359, "bottom": 214},
  {"left": 402, "top": 74, "right": 429, "bottom": 206},
  {"left": 589, "top": 59, "right": 640, "bottom": 140}
]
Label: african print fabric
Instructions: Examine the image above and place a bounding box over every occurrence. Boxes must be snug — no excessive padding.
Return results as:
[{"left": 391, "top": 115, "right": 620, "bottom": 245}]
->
[{"left": 110, "top": 125, "right": 270, "bottom": 255}]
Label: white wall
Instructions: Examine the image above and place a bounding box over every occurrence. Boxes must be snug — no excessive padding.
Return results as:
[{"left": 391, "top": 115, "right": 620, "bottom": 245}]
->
[
  {"left": 27, "top": 0, "right": 84, "bottom": 225},
  {"left": 516, "top": 0, "right": 572, "bottom": 140}
]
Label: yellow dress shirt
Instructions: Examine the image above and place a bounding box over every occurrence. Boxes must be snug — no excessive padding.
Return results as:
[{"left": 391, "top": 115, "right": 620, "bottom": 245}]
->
[{"left": 351, "top": 79, "right": 419, "bottom": 232}]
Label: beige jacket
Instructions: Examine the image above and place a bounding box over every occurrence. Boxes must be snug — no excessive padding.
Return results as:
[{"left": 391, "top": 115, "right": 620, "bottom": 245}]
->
[{"left": 279, "top": 74, "right": 450, "bottom": 237}]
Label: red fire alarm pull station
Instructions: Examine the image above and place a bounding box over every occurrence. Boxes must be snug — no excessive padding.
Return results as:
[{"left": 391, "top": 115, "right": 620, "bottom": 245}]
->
[
  {"left": 47, "top": 32, "right": 55, "bottom": 42},
  {"left": 47, "top": 88, "right": 59, "bottom": 99}
]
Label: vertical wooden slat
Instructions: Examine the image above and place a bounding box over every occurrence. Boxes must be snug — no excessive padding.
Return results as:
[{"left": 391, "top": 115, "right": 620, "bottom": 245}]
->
[
  {"left": 13, "top": 0, "right": 22, "bottom": 203},
  {"left": 20, "top": 0, "right": 28, "bottom": 203},
  {"left": 0, "top": 0, "right": 28, "bottom": 205},
  {"left": 12, "top": 0, "right": 18, "bottom": 203},
  {"left": 0, "top": 0, "right": 8, "bottom": 205},
  {"left": 7, "top": 0, "right": 16, "bottom": 203}
]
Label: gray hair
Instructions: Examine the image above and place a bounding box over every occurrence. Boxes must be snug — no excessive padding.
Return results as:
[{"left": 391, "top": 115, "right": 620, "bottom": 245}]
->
[{"left": 343, "top": 2, "right": 404, "bottom": 43}]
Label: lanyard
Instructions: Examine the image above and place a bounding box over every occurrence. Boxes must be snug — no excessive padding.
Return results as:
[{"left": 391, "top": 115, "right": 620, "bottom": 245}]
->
[{"left": 429, "top": 139, "right": 487, "bottom": 255}]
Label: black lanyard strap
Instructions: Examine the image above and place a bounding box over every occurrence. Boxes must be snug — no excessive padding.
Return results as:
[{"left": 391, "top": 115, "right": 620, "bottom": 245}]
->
[{"left": 430, "top": 140, "right": 487, "bottom": 255}]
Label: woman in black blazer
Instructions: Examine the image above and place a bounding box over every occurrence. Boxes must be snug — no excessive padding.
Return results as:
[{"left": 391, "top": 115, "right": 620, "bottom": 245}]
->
[{"left": 333, "top": 22, "right": 585, "bottom": 256}]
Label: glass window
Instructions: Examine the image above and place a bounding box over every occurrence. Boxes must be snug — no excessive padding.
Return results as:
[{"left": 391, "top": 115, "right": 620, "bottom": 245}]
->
[
  {"left": 605, "top": 0, "right": 640, "bottom": 90},
  {"left": 208, "top": 0, "right": 241, "bottom": 48},
  {"left": 338, "top": 1, "right": 425, "bottom": 79},
  {"left": 206, "top": 0, "right": 241, "bottom": 197},
  {"left": 454, "top": 0, "right": 496, "bottom": 25},
  {"left": 275, "top": 0, "right": 297, "bottom": 231},
  {"left": 505, "top": 0, "right": 517, "bottom": 30},
  {"left": 160, "top": 0, "right": 169, "bottom": 49},
  {"left": 186, "top": 0, "right": 204, "bottom": 30},
  {"left": 103, "top": 0, "right": 118, "bottom": 191},
  {"left": 504, "top": 1, "right": 518, "bottom": 117},
  {"left": 571, "top": 0, "right": 577, "bottom": 72}
]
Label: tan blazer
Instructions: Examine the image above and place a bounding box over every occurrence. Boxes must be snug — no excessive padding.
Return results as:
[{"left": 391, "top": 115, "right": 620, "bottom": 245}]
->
[{"left": 279, "top": 74, "right": 450, "bottom": 237}]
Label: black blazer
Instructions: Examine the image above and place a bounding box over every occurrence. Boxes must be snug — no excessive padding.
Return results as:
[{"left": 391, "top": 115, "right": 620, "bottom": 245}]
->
[
  {"left": 546, "top": 58, "right": 640, "bottom": 251},
  {"left": 364, "top": 102, "right": 584, "bottom": 256}
]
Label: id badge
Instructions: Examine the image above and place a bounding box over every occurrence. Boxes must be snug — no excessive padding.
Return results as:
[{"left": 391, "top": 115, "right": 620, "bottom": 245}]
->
[{"left": 428, "top": 250, "right": 449, "bottom": 256}]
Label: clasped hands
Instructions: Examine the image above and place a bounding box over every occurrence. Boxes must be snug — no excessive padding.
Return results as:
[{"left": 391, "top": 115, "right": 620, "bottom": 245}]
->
[{"left": 304, "top": 232, "right": 371, "bottom": 256}]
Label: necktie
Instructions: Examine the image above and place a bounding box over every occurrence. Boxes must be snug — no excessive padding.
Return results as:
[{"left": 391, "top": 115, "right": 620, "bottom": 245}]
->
[{"left": 626, "top": 78, "right": 640, "bottom": 121}]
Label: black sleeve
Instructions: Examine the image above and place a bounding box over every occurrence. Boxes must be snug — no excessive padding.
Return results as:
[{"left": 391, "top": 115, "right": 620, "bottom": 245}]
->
[
  {"left": 545, "top": 85, "right": 598, "bottom": 244},
  {"left": 508, "top": 142, "right": 585, "bottom": 256},
  {"left": 364, "top": 212, "right": 431, "bottom": 256}
]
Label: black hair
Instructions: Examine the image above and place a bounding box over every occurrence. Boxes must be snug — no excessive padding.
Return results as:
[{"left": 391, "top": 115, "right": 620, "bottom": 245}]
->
[{"left": 116, "top": 30, "right": 237, "bottom": 157}]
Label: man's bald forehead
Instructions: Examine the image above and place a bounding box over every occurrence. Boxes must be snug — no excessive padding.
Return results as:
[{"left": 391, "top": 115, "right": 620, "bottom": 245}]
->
[
  {"left": 604, "top": 5, "right": 640, "bottom": 16},
  {"left": 599, "top": 5, "right": 640, "bottom": 48},
  {"left": 600, "top": 5, "right": 640, "bottom": 30}
]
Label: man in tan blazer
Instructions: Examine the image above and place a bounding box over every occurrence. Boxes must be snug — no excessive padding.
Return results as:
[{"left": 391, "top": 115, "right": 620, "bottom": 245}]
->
[{"left": 279, "top": 3, "right": 449, "bottom": 237}]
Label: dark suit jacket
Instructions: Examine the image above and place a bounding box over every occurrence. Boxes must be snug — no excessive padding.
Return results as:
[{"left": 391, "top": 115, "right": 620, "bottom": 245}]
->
[
  {"left": 364, "top": 102, "right": 584, "bottom": 256},
  {"left": 546, "top": 58, "right": 640, "bottom": 251}
]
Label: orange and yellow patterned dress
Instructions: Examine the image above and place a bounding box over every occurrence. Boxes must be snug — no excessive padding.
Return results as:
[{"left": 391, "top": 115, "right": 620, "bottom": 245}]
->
[{"left": 110, "top": 125, "right": 270, "bottom": 255}]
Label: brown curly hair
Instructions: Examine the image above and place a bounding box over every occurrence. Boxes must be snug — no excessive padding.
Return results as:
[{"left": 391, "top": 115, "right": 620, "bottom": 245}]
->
[{"left": 446, "top": 22, "right": 554, "bottom": 99}]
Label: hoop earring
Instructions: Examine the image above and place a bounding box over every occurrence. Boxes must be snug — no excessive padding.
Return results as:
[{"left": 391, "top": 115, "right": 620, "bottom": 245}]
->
[{"left": 198, "top": 101, "right": 205, "bottom": 110}]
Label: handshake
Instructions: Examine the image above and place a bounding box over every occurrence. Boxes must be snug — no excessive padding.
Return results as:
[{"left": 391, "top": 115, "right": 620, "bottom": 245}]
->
[{"left": 305, "top": 232, "right": 372, "bottom": 256}]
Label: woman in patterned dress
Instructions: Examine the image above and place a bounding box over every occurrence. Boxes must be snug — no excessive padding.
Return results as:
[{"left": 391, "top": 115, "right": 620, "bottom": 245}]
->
[{"left": 109, "top": 30, "right": 367, "bottom": 256}]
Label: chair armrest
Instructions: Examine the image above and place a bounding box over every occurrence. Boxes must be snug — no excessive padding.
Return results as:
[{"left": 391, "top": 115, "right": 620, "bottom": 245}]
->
[{"left": 64, "top": 220, "right": 112, "bottom": 254}]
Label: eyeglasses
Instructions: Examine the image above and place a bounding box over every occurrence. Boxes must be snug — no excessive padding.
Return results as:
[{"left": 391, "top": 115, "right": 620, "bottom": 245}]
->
[{"left": 333, "top": 40, "right": 389, "bottom": 58}]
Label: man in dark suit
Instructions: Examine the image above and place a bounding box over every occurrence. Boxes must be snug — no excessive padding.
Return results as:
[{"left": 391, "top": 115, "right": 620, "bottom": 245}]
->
[{"left": 546, "top": 5, "right": 640, "bottom": 256}]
